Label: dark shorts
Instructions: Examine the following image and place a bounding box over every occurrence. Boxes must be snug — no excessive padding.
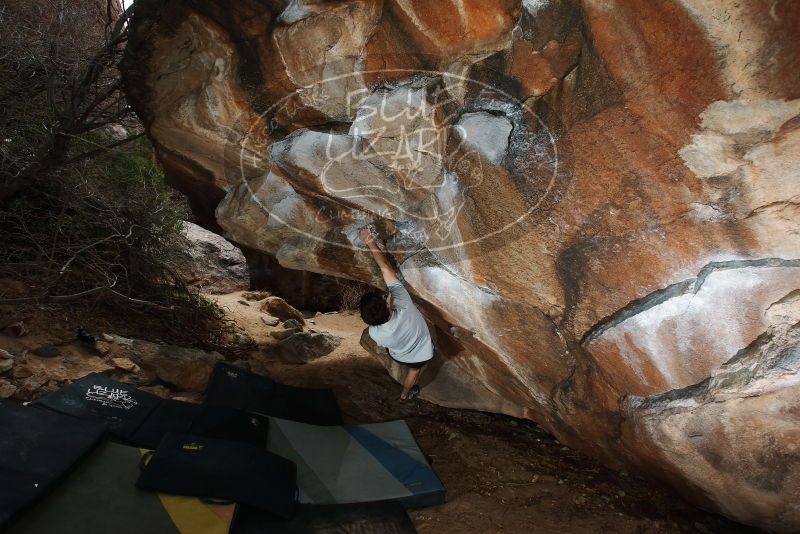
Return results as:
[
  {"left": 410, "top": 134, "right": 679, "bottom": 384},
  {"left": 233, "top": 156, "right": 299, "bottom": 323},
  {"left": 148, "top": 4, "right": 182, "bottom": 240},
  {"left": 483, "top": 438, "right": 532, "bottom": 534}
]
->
[{"left": 389, "top": 355, "right": 431, "bottom": 369}]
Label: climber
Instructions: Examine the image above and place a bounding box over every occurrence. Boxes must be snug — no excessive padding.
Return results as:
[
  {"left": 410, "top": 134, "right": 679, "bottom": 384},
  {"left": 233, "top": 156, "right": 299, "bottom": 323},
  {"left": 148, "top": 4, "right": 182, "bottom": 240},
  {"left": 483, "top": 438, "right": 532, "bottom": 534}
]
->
[{"left": 358, "top": 226, "right": 434, "bottom": 400}]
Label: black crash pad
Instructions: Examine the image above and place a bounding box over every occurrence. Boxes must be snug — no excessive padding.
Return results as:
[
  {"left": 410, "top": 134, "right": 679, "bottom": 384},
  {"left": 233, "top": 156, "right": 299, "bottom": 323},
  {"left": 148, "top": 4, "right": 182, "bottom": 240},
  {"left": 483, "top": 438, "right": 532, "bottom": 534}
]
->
[
  {"left": 35, "top": 373, "right": 269, "bottom": 448},
  {"left": 34, "top": 373, "right": 161, "bottom": 442},
  {"left": 131, "top": 400, "right": 269, "bottom": 449},
  {"left": 136, "top": 433, "right": 297, "bottom": 519},
  {"left": 204, "top": 363, "right": 342, "bottom": 426},
  {"left": 0, "top": 399, "right": 105, "bottom": 527}
]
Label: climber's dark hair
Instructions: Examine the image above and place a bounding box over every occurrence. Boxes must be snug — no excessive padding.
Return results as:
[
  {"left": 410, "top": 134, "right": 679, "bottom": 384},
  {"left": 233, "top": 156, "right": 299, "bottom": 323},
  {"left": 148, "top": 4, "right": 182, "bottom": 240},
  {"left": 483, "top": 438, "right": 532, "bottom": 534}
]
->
[{"left": 360, "top": 291, "right": 391, "bottom": 325}]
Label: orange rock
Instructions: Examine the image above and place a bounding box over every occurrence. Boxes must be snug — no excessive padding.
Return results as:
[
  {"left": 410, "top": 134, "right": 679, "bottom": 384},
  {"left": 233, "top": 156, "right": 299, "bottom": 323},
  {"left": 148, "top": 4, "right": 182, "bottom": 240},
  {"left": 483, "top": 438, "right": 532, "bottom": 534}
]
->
[{"left": 386, "top": 0, "right": 519, "bottom": 59}]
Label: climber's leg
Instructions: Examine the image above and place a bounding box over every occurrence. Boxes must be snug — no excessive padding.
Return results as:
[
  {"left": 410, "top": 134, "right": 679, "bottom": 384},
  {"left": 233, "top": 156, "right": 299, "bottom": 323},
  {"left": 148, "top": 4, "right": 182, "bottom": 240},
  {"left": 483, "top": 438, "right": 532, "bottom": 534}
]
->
[{"left": 400, "top": 366, "right": 422, "bottom": 399}]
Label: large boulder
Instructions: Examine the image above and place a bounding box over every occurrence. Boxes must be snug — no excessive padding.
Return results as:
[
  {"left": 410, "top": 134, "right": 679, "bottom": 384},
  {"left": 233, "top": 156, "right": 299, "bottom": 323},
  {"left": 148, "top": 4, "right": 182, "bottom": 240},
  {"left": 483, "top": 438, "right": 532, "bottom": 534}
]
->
[
  {"left": 171, "top": 221, "right": 250, "bottom": 294},
  {"left": 122, "top": 0, "right": 800, "bottom": 530}
]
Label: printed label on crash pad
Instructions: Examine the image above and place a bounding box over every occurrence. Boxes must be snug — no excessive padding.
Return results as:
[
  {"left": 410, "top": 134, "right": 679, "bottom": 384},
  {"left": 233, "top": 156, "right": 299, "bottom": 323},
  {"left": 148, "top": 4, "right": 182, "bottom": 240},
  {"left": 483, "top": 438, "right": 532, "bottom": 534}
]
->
[{"left": 85, "top": 385, "right": 138, "bottom": 410}]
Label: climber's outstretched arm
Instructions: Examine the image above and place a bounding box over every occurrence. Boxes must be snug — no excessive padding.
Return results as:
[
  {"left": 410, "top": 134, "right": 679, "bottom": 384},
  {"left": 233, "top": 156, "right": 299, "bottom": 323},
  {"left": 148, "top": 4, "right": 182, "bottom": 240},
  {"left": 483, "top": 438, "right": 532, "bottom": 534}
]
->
[{"left": 358, "top": 227, "right": 398, "bottom": 285}]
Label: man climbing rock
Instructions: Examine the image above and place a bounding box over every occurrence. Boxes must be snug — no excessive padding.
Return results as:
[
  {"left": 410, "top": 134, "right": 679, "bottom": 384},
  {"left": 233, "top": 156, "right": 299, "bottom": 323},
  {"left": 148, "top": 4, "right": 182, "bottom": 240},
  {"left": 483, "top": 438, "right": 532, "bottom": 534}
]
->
[{"left": 358, "top": 226, "right": 433, "bottom": 400}]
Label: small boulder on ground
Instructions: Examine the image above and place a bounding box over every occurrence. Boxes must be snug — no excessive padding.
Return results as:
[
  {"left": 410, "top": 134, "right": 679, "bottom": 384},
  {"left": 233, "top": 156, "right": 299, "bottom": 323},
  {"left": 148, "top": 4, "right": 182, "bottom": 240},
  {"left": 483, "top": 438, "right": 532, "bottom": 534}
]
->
[
  {"left": 273, "top": 330, "right": 342, "bottom": 362},
  {"left": 0, "top": 350, "right": 14, "bottom": 374},
  {"left": 11, "top": 363, "right": 32, "bottom": 379},
  {"left": 233, "top": 333, "right": 254, "bottom": 346},
  {"left": 13, "top": 375, "right": 49, "bottom": 401},
  {"left": 260, "top": 315, "right": 280, "bottom": 327},
  {"left": 32, "top": 344, "right": 60, "bottom": 358},
  {"left": 282, "top": 318, "right": 304, "bottom": 330},
  {"left": 111, "top": 357, "right": 140, "bottom": 373},
  {"left": 260, "top": 297, "right": 306, "bottom": 325},
  {"left": 94, "top": 341, "right": 112, "bottom": 356},
  {"left": 0, "top": 379, "right": 16, "bottom": 399}
]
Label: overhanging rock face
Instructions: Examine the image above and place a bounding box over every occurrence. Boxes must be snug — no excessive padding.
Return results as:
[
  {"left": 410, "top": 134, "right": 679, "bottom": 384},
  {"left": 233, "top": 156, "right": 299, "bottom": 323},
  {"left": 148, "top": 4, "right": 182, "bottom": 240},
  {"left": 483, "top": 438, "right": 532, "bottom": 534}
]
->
[{"left": 121, "top": 1, "right": 800, "bottom": 530}]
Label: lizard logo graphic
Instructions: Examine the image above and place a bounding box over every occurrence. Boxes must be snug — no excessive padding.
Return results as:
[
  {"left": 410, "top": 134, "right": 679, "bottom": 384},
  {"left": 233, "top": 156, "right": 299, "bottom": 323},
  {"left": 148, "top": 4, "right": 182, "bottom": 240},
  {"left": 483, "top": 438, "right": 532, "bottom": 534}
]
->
[
  {"left": 85, "top": 385, "right": 138, "bottom": 410},
  {"left": 226, "top": 61, "right": 569, "bottom": 259}
]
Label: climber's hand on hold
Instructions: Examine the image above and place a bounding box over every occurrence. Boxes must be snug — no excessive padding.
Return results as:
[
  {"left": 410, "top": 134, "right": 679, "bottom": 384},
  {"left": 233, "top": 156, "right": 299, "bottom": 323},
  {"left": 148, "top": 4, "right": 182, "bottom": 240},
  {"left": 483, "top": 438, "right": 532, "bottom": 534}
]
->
[
  {"left": 359, "top": 225, "right": 397, "bottom": 284},
  {"left": 358, "top": 226, "right": 376, "bottom": 245}
]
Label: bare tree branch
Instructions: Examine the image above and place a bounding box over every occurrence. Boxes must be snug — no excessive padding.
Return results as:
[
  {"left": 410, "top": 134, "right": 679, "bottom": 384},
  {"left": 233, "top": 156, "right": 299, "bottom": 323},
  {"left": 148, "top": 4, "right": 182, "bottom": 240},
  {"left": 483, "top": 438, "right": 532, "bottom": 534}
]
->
[
  {"left": 0, "top": 285, "right": 174, "bottom": 311},
  {"left": 60, "top": 132, "right": 144, "bottom": 166}
]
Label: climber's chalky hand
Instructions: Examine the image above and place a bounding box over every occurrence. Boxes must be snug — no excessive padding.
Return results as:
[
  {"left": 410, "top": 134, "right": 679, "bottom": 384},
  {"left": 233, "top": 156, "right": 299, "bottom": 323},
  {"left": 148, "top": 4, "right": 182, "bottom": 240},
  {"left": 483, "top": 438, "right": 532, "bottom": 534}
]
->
[{"left": 358, "top": 226, "right": 377, "bottom": 245}]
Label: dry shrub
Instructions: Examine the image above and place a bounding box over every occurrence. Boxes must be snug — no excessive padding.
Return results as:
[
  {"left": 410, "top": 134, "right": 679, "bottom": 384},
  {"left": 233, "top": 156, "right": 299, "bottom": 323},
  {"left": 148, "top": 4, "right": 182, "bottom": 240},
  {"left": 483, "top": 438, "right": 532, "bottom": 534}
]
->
[
  {"left": 335, "top": 278, "right": 370, "bottom": 311},
  {"left": 0, "top": 1, "right": 244, "bottom": 352},
  {"left": 0, "top": 135, "right": 239, "bottom": 352}
]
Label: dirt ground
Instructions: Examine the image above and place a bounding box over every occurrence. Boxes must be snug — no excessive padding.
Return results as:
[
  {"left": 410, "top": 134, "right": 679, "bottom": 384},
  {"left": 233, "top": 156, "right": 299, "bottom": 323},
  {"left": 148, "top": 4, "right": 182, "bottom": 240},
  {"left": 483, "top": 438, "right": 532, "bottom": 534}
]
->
[{"left": 0, "top": 292, "right": 760, "bottom": 534}]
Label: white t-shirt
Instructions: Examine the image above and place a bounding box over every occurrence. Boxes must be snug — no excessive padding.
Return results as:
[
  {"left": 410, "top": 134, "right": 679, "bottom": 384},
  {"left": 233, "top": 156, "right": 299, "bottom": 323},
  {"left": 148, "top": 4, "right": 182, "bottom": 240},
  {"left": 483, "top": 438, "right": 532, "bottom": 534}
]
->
[{"left": 368, "top": 280, "right": 434, "bottom": 364}]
